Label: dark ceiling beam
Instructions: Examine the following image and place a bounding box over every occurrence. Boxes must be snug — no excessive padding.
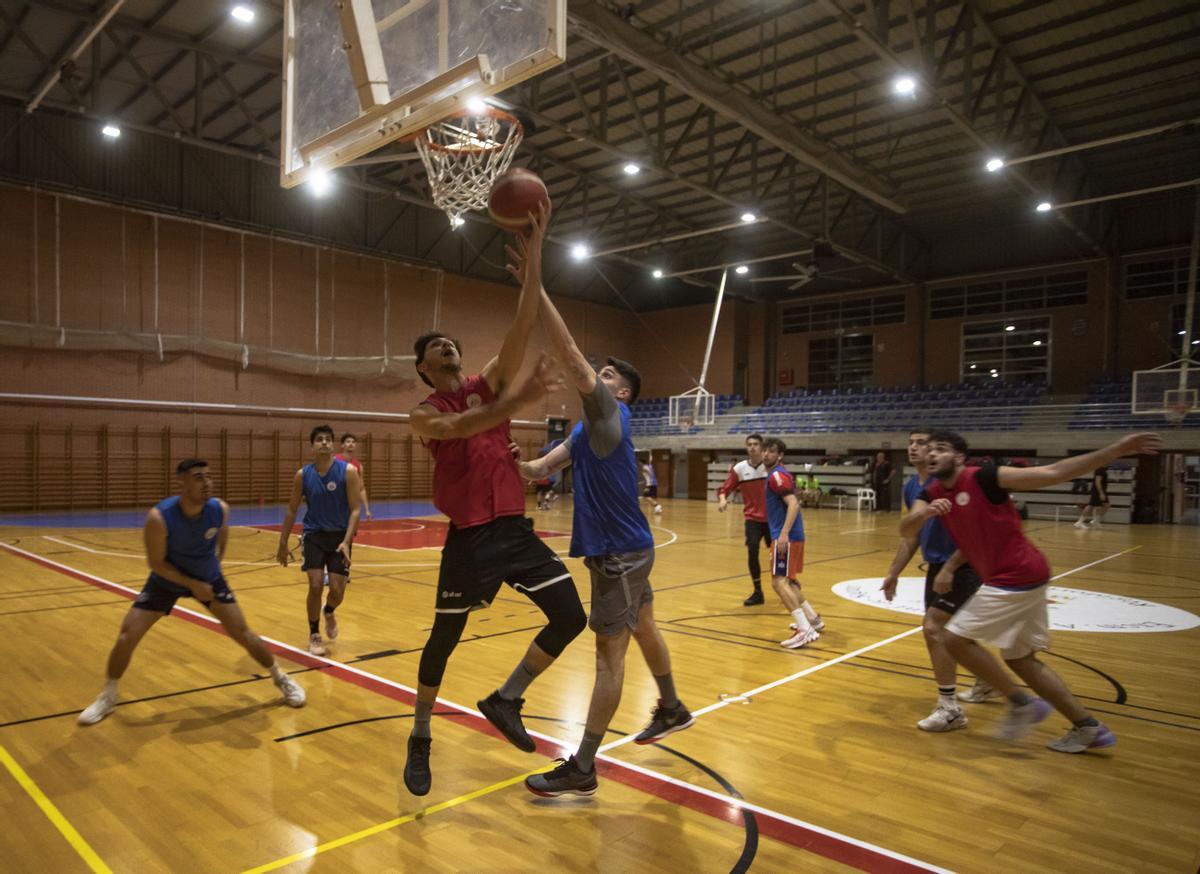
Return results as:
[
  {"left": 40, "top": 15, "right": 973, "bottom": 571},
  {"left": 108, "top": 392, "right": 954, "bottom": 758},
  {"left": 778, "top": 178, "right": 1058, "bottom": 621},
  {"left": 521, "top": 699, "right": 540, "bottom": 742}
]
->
[{"left": 0, "top": 4, "right": 88, "bottom": 108}]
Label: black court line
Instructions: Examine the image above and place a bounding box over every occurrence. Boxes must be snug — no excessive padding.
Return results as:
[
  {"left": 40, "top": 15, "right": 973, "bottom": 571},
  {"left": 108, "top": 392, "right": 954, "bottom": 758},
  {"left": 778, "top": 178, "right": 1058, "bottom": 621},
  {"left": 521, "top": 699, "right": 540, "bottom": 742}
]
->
[{"left": 1042, "top": 650, "right": 1127, "bottom": 704}]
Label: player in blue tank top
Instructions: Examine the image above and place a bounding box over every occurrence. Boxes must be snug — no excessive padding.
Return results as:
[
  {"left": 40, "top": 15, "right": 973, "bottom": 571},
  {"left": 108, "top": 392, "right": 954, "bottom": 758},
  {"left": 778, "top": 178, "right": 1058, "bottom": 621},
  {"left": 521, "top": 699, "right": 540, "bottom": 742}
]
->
[
  {"left": 882, "top": 427, "right": 986, "bottom": 733},
  {"left": 78, "top": 459, "right": 306, "bottom": 726},
  {"left": 277, "top": 424, "right": 362, "bottom": 657},
  {"left": 512, "top": 208, "right": 691, "bottom": 798}
]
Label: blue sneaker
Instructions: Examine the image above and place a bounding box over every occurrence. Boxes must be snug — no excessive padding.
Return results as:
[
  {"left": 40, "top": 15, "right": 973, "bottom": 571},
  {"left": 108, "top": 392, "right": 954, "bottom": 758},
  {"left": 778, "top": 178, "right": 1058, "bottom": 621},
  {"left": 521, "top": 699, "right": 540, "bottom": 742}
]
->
[{"left": 1047, "top": 722, "right": 1116, "bottom": 753}]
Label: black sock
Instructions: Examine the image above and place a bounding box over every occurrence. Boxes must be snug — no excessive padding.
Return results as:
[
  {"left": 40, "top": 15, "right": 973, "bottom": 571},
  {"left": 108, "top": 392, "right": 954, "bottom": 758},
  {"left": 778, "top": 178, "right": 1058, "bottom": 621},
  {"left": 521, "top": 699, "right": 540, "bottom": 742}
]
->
[
  {"left": 1073, "top": 716, "right": 1099, "bottom": 728},
  {"left": 323, "top": 605, "right": 335, "bottom": 615},
  {"left": 1008, "top": 690, "right": 1031, "bottom": 706},
  {"left": 751, "top": 578, "right": 762, "bottom": 592},
  {"left": 308, "top": 620, "right": 319, "bottom": 635},
  {"left": 938, "top": 685, "right": 956, "bottom": 701},
  {"left": 412, "top": 699, "right": 434, "bottom": 739}
]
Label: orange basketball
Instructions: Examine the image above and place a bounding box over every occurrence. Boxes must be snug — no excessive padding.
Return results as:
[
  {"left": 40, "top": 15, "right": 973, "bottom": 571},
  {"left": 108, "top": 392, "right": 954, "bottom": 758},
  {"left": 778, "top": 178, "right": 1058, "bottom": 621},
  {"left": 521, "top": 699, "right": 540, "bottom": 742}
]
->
[{"left": 488, "top": 168, "right": 551, "bottom": 232}]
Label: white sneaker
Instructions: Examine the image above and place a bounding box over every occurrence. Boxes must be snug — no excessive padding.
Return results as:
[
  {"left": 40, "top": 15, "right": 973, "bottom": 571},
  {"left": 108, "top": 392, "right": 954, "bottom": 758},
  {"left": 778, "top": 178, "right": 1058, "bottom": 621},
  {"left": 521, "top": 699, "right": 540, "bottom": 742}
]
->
[
  {"left": 1073, "top": 520, "right": 1089, "bottom": 529},
  {"left": 917, "top": 703, "right": 968, "bottom": 732},
  {"left": 308, "top": 633, "right": 327, "bottom": 656},
  {"left": 274, "top": 673, "right": 307, "bottom": 708},
  {"left": 957, "top": 682, "right": 1003, "bottom": 704},
  {"left": 324, "top": 611, "right": 339, "bottom": 640},
  {"left": 1046, "top": 722, "right": 1115, "bottom": 753},
  {"left": 780, "top": 627, "right": 820, "bottom": 649},
  {"left": 791, "top": 617, "right": 825, "bottom": 633},
  {"left": 78, "top": 690, "right": 117, "bottom": 726}
]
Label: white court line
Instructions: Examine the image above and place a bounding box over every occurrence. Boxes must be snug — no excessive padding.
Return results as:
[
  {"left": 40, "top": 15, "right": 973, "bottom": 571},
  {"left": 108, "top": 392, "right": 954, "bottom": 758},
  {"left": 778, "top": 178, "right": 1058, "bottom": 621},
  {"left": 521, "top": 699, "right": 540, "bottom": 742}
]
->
[
  {"left": 5, "top": 540, "right": 943, "bottom": 873},
  {"left": 41, "top": 535, "right": 441, "bottom": 568},
  {"left": 838, "top": 525, "right": 881, "bottom": 535},
  {"left": 603, "top": 544, "right": 1143, "bottom": 754}
]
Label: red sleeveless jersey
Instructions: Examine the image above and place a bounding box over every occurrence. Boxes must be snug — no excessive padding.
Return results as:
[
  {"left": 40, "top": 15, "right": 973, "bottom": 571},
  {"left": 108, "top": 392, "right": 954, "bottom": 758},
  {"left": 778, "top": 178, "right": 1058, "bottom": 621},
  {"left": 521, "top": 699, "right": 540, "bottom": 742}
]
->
[
  {"left": 422, "top": 374, "right": 525, "bottom": 529},
  {"left": 923, "top": 466, "right": 1049, "bottom": 589}
]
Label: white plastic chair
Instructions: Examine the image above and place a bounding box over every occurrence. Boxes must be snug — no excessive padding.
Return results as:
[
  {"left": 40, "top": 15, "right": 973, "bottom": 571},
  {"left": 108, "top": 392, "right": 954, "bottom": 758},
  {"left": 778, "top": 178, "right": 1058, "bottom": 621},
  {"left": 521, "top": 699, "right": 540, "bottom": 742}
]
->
[{"left": 855, "top": 487, "right": 876, "bottom": 511}]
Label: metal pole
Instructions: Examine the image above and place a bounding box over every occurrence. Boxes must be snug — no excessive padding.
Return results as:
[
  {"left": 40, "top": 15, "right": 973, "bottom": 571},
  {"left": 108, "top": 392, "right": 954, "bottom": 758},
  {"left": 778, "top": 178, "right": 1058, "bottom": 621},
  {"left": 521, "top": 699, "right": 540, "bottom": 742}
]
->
[
  {"left": 1050, "top": 178, "right": 1200, "bottom": 212},
  {"left": 591, "top": 218, "right": 760, "bottom": 258},
  {"left": 697, "top": 269, "right": 728, "bottom": 390},
  {"left": 1181, "top": 188, "right": 1200, "bottom": 389},
  {"left": 664, "top": 247, "right": 813, "bottom": 279},
  {"left": 1003, "top": 118, "right": 1200, "bottom": 169}
]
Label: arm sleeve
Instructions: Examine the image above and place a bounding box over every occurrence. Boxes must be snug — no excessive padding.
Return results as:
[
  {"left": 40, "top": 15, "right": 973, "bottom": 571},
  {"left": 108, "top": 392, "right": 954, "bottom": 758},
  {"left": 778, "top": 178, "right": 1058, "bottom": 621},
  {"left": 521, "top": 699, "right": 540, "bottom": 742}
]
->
[
  {"left": 718, "top": 467, "right": 740, "bottom": 497},
  {"left": 580, "top": 385, "right": 622, "bottom": 459},
  {"left": 975, "top": 465, "right": 1011, "bottom": 504}
]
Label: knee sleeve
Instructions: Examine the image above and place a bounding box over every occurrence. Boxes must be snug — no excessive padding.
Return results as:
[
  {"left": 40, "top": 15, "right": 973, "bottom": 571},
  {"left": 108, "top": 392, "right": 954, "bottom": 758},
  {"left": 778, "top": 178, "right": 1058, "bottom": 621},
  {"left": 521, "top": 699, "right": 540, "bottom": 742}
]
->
[
  {"left": 417, "top": 612, "right": 469, "bottom": 688},
  {"left": 529, "top": 581, "right": 587, "bottom": 658}
]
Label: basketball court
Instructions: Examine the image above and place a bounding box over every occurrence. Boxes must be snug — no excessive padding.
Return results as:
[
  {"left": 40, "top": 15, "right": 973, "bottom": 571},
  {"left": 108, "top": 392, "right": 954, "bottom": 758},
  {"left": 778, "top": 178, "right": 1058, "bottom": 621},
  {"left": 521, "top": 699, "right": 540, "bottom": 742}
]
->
[{"left": 1, "top": 1, "right": 1199, "bottom": 872}]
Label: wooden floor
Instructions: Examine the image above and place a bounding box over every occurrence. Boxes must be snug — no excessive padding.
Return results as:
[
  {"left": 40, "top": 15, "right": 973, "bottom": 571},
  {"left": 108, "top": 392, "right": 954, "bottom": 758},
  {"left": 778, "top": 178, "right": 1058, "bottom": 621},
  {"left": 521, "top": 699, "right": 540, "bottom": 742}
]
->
[{"left": 1, "top": 500, "right": 1198, "bottom": 873}]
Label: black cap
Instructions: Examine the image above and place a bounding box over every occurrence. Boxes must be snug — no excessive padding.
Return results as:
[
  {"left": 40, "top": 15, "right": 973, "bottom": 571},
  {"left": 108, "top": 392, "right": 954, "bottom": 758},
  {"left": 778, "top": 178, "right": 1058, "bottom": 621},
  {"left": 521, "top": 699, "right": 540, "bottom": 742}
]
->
[{"left": 606, "top": 356, "right": 641, "bottom": 404}]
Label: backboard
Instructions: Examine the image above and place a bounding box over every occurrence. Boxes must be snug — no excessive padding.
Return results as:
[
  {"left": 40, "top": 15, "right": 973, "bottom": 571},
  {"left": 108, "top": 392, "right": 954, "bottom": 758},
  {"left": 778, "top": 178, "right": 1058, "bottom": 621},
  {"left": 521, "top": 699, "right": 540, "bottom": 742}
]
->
[
  {"left": 281, "top": 0, "right": 566, "bottom": 188},
  {"left": 1131, "top": 360, "right": 1199, "bottom": 424}
]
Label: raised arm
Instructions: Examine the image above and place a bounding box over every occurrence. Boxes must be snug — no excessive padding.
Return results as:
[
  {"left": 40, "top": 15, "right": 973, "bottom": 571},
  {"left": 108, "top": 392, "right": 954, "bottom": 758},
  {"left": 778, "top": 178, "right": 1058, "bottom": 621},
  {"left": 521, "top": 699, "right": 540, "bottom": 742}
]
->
[
  {"left": 482, "top": 203, "right": 552, "bottom": 395},
  {"left": 995, "top": 432, "right": 1161, "bottom": 491},
  {"left": 411, "top": 355, "right": 560, "bottom": 442}
]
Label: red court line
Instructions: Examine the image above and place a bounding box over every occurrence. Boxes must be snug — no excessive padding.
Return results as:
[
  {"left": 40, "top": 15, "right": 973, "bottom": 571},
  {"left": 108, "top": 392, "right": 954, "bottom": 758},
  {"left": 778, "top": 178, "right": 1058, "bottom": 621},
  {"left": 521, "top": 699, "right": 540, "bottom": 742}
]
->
[{"left": 2, "top": 541, "right": 942, "bottom": 874}]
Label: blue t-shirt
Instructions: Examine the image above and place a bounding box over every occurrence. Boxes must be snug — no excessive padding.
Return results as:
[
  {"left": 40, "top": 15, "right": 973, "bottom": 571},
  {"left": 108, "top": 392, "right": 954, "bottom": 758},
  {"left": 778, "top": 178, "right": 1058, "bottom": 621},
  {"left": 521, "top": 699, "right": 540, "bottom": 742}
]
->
[
  {"left": 568, "top": 403, "right": 654, "bottom": 557},
  {"left": 149, "top": 496, "right": 224, "bottom": 586},
  {"left": 903, "top": 473, "right": 957, "bottom": 564},
  {"left": 765, "top": 465, "right": 805, "bottom": 543},
  {"left": 301, "top": 459, "right": 350, "bottom": 533}
]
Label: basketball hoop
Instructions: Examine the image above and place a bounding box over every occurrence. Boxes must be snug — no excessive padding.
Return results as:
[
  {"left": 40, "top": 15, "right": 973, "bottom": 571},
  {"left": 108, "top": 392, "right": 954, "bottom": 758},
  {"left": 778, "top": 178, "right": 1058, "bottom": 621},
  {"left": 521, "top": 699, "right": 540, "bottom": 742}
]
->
[
  {"left": 1167, "top": 402, "right": 1192, "bottom": 428},
  {"left": 413, "top": 107, "right": 523, "bottom": 225}
]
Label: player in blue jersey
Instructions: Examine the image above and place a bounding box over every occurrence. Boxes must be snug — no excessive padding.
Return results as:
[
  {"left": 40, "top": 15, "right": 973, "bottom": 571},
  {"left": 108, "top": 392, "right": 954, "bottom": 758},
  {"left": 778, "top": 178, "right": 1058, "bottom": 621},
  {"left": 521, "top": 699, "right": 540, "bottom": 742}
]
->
[
  {"left": 761, "top": 438, "right": 824, "bottom": 649},
  {"left": 276, "top": 424, "right": 362, "bottom": 656},
  {"left": 78, "top": 459, "right": 306, "bottom": 725},
  {"left": 511, "top": 213, "right": 691, "bottom": 797},
  {"left": 882, "top": 428, "right": 989, "bottom": 731}
]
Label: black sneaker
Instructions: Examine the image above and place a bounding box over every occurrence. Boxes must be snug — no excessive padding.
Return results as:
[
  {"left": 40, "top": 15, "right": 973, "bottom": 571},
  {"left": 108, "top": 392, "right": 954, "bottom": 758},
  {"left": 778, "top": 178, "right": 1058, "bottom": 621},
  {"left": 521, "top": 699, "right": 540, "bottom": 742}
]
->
[
  {"left": 743, "top": 590, "right": 765, "bottom": 606},
  {"left": 634, "top": 700, "right": 695, "bottom": 744},
  {"left": 403, "top": 735, "right": 432, "bottom": 796},
  {"left": 478, "top": 691, "right": 536, "bottom": 752},
  {"left": 525, "top": 757, "right": 598, "bottom": 797}
]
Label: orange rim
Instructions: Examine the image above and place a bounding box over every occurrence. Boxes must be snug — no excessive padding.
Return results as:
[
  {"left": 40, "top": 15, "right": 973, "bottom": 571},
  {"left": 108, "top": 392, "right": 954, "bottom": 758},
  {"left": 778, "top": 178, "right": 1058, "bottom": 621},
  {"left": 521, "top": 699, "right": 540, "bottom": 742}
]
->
[{"left": 411, "top": 106, "right": 522, "bottom": 153}]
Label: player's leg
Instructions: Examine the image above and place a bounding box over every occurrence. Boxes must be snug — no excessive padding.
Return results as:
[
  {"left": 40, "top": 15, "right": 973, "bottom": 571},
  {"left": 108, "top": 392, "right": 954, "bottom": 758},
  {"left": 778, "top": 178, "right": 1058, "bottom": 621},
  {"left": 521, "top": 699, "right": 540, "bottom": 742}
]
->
[
  {"left": 208, "top": 595, "right": 305, "bottom": 707},
  {"left": 742, "top": 520, "right": 765, "bottom": 606},
  {"left": 79, "top": 602, "right": 164, "bottom": 725},
  {"left": 321, "top": 536, "right": 350, "bottom": 641},
  {"left": 631, "top": 598, "right": 693, "bottom": 743},
  {"left": 1074, "top": 504, "right": 1093, "bottom": 527},
  {"left": 777, "top": 542, "right": 818, "bottom": 647},
  {"left": 300, "top": 532, "right": 332, "bottom": 654}
]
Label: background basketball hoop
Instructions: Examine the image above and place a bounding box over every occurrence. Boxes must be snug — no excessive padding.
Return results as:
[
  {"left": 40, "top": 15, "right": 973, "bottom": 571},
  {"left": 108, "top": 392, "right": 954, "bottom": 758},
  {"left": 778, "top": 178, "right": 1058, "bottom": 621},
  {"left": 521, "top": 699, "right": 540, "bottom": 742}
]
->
[{"left": 413, "top": 107, "right": 523, "bottom": 226}]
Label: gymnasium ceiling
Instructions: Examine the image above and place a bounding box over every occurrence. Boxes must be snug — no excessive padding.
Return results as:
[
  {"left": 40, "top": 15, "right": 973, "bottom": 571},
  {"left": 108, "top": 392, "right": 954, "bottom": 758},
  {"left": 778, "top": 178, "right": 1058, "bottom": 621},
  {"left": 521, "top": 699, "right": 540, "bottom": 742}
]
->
[{"left": 0, "top": 0, "right": 1198, "bottom": 310}]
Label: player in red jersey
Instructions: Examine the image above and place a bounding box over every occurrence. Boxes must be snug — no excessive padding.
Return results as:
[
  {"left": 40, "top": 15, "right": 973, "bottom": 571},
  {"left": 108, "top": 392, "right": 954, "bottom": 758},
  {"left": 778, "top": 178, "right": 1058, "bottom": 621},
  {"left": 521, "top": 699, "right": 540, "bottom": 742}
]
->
[
  {"left": 901, "top": 429, "right": 1161, "bottom": 753},
  {"left": 401, "top": 207, "right": 586, "bottom": 796},
  {"left": 717, "top": 433, "right": 770, "bottom": 605},
  {"left": 335, "top": 433, "right": 372, "bottom": 521}
]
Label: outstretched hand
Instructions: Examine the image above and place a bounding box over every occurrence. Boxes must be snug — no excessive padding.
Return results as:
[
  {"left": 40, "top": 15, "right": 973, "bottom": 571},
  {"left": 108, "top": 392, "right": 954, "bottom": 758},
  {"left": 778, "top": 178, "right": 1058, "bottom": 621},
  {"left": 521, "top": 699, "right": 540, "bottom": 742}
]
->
[
  {"left": 503, "top": 202, "right": 550, "bottom": 287},
  {"left": 510, "top": 353, "right": 566, "bottom": 407},
  {"left": 1118, "top": 432, "right": 1162, "bottom": 456}
]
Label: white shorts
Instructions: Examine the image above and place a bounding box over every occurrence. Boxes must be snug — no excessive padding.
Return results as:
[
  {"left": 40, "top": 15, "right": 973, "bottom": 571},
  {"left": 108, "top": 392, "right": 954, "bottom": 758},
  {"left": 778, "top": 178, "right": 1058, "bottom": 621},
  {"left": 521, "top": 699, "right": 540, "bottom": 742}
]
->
[{"left": 945, "top": 583, "right": 1050, "bottom": 660}]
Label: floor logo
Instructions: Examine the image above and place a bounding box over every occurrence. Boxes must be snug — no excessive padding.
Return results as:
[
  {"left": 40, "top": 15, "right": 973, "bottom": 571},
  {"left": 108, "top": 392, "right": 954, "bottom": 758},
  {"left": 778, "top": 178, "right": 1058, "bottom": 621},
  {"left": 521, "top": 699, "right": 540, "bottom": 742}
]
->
[{"left": 832, "top": 577, "right": 1200, "bottom": 633}]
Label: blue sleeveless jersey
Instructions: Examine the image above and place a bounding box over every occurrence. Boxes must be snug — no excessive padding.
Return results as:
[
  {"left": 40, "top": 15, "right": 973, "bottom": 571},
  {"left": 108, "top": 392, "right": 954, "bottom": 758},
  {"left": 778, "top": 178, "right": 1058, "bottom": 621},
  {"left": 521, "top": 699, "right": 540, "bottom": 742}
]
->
[
  {"left": 301, "top": 459, "right": 350, "bottom": 532},
  {"left": 568, "top": 404, "right": 654, "bottom": 557},
  {"left": 149, "top": 496, "right": 224, "bottom": 585},
  {"left": 903, "top": 473, "right": 956, "bottom": 564}
]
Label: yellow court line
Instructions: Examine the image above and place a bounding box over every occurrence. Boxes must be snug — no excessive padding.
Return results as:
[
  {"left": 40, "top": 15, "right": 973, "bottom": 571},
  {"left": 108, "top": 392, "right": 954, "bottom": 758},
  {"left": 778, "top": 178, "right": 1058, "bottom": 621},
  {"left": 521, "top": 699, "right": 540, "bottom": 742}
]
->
[
  {"left": 0, "top": 743, "right": 113, "bottom": 874},
  {"left": 241, "top": 766, "right": 549, "bottom": 874}
]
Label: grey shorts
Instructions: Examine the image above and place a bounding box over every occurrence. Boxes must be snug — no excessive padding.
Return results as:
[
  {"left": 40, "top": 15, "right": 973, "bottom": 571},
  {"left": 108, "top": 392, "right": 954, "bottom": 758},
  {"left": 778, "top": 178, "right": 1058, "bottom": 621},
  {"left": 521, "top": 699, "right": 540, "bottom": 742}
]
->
[{"left": 584, "top": 549, "right": 655, "bottom": 635}]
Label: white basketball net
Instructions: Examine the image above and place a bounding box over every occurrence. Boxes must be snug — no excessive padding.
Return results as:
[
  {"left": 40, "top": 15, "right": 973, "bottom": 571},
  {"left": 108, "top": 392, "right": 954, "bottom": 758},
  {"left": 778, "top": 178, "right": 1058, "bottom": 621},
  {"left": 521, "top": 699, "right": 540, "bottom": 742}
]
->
[{"left": 414, "top": 108, "right": 523, "bottom": 226}]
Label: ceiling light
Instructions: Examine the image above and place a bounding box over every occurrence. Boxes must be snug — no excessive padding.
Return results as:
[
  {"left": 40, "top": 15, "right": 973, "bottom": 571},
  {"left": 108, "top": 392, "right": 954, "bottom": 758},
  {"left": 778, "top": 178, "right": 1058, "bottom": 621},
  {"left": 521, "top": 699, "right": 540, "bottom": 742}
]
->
[
  {"left": 1193, "top": 340, "right": 1199, "bottom": 345},
  {"left": 450, "top": 215, "right": 465, "bottom": 228},
  {"left": 735, "top": 265, "right": 749, "bottom": 275},
  {"left": 623, "top": 162, "right": 641, "bottom": 175},
  {"left": 1178, "top": 330, "right": 1187, "bottom": 336},
  {"left": 308, "top": 169, "right": 332, "bottom": 197},
  {"left": 231, "top": 5, "right": 255, "bottom": 23},
  {"left": 1005, "top": 325, "right": 1015, "bottom": 332},
  {"left": 991, "top": 372, "right": 1000, "bottom": 378},
  {"left": 101, "top": 124, "right": 120, "bottom": 138},
  {"left": 1032, "top": 340, "right": 1042, "bottom": 346},
  {"left": 652, "top": 269, "right": 663, "bottom": 279},
  {"left": 985, "top": 157, "right": 1004, "bottom": 173},
  {"left": 571, "top": 243, "right": 590, "bottom": 261},
  {"left": 969, "top": 364, "right": 977, "bottom": 370},
  {"left": 465, "top": 95, "right": 487, "bottom": 114},
  {"left": 1036, "top": 201, "right": 1052, "bottom": 212},
  {"left": 892, "top": 75, "right": 916, "bottom": 97},
  {"left": 740, "top": 212, "right": 757, "bottom": 223}
]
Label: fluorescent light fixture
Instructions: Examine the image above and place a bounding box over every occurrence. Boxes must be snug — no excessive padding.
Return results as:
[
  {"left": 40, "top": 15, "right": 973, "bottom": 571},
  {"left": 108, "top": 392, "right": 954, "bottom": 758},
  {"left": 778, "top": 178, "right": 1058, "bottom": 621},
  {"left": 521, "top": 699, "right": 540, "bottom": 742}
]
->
[
  {"left": 892, "top": 75, "right": 916, "bottom": 97},
  {"left": 308, "top": 169, "right": 332, "bottom": 197},
  {"left": 1005, "top": 325, "right": 1016, "bottom": 332},
  {"left": 571, "top": 243, "right": 590, "bottom": 261},
  {"left": 1179, "top": 330, "right": 1187, "bottom": 336},
  {"left": 740, "top": 212, "right": 757, "bottom": 223},
  {"left": 991, "top": 372, "right": 1000, "bottom": 378},
  {"left": 985, "top": 157, "right": 1004, "bottom": 173},
  {"left": 652, "top": 269, "right": 663, "bottom": 279},
  {"left": 1032, "top": 340, "right": 1043, "bottom": 346},
  {"left": 1036, "top": 201, "right": 1052, "bottom": 212},
  {"left": 969, "top": 364, "right": 977, "bottom": 370},
  {"left": 465, "top": 95, "right": 487, "bottom": 114},
  {"left": 450, "top": 215, "right": 465, "bottom": 228},
  {"left": 623, "top": 162, "right": 641, "bottom": 175},
  {"left": 734, "top": 265, "right": 749, "bottom": 275},
  {"left": 101, "top": 124, "right": 120, "bottom": 138},
  {"left": 231, "top": 5, "right": 255, "bottom": 23}
]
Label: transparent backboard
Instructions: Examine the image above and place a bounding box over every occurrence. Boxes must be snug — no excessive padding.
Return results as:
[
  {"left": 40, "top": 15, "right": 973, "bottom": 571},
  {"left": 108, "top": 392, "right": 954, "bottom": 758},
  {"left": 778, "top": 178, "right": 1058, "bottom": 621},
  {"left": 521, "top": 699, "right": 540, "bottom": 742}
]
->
[
  {"left": 1131, "top": 365, "right": 1199, "bottom": 415},
  {"left": 281, "top": 0, "right": 565, "bottom": 187},
  {"left": 670, "top": 390, "right": 715, "bottom": 427}
]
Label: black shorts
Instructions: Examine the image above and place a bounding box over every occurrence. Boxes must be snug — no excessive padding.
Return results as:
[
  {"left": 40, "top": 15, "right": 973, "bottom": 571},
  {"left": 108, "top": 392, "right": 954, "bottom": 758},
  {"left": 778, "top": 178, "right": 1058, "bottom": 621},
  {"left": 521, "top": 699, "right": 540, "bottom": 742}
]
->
[
  {"left": 644, "top": 485, "right": 658, "bottom": 499},
  {"left": 302, "top": 529, "right": 351, "bottom": 576},
  {"left": 436, "top": 516, "right": 571, "bottom": 614},
  {"left": 924, "top": 562, "right": 982, "bottom": 615},
  {"left": 134, "top": 574, "right": 235, "bottom": 613},
  {"left": 744, "top": 518, "right": 770, "bottom": 549},
  {"left": 1088, "top": 491, "right": 1109, "bottom": 508}
]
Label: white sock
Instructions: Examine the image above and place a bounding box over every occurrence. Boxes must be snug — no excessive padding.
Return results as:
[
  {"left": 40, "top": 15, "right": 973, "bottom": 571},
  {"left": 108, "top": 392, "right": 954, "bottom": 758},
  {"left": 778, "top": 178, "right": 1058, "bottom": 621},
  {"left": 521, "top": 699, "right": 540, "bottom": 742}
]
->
[
  {"left": 268, "top": 663, "right": 285, "bottom": 681},
  {"left": 791, "top": 609, "right": 811, "bottom": 632},
  {"left": 801, "top": 600, "right": 819, "bottom": 622},
  {"left": 103, "top": 678, "right": 119, "bottom": 696}
]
